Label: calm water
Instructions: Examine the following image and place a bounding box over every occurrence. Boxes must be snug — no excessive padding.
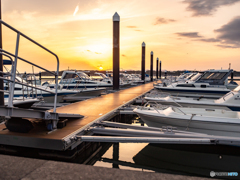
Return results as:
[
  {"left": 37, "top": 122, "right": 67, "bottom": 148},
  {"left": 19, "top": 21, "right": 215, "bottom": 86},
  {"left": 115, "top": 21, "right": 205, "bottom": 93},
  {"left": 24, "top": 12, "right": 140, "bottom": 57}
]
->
[{"left": 93, "top": 117, "right": 240, "bottom": 179}]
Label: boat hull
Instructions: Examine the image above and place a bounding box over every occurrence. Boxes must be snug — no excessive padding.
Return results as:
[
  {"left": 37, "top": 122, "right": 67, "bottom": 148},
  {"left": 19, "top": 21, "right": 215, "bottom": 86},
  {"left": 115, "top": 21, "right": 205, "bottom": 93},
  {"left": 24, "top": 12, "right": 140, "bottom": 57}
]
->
[
  {"left": 135, "top": 111, "right": 240, "bottom": 137},
  {"left": 145, "top": 98, "right": 240, "bottom": 111},
  {"left": 154, "top": 87, "right": 230, "bottom": 99}
]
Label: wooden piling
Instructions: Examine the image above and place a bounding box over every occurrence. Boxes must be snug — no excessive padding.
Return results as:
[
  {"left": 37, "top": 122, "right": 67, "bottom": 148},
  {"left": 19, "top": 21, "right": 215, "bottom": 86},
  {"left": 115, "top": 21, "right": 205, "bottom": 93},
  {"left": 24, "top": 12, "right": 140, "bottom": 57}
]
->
[
  {"left": 113, "top": 12, "right": 120, "bottom": 90},
  {"left": 159, "top": 61, "right": 162, "bottom": 79},
  {"left": 0, "top": 0, "right": 4, "bottom": 106},
  {"left": 141, "top": 42, "right": 145, "bottom": 81},
  {"left": 156, "top": 57, "right": 159, "bottom": 79},
  {"left": 150, "top": 51, "right": 153, "bottom": 81}
]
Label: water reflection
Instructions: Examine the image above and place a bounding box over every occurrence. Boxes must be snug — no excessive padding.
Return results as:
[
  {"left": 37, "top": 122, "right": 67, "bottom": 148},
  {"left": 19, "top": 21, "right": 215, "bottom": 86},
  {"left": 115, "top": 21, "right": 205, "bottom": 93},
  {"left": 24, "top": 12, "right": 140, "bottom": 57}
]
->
[
  {"left": 94, "top": 143, "right": 240, "bottom": 179},
  {"left": 134, "top": 144, "right": 240, "bottom": 179},
  {"left": 93, "top": 117, "right": 240, "bottom": 179}
]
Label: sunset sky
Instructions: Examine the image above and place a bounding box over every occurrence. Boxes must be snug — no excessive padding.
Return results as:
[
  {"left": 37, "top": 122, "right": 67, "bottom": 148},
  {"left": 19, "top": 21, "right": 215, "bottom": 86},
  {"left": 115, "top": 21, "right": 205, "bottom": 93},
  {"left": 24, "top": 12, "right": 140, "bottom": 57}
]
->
[{"left": 1, "top": 0, "right": 240, "bottom": 72}]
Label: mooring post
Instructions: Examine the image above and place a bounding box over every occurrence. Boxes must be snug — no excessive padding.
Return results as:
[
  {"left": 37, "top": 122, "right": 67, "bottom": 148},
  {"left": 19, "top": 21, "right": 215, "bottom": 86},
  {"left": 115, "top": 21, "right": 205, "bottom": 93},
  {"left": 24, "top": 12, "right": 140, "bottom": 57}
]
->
[
  {"left": 0, "top": 0, "right": 4, "bottom": 106},
  {"left": 39, "top": 71, "right": 42, "bottom": 85},
  {"left": 141, "top": 42, "right": 145, "bottom": 81},
  {"left": 156, "top": 57, "right": 159, "bottom": 79},
  {"left": 113, "top": 12, "right": 120, "bottom": 90},
  {"left": 231, "top": 71, "right": 234, "bottom": 81},
  {"left": 159, "top": 60, "right": 162, "bottom": 79},
  {"left": 150, "top": 51, "right": 153, "bottom": 81}
]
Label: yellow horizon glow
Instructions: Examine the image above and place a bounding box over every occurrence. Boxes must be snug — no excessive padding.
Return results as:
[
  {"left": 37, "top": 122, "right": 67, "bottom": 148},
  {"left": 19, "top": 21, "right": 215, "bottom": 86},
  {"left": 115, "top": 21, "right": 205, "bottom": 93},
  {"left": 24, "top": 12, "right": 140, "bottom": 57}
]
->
[{"left": 1, "top": 0, "right": 240, "bottom": 73}]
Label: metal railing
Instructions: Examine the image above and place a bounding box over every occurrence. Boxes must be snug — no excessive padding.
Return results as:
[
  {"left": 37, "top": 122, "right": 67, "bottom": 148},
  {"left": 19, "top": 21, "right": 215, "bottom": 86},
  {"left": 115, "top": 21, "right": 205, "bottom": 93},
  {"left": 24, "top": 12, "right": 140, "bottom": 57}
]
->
[
  {"left": 140, "top": 101, "right": 186, "bottom": 115},
  {"left": 145, "top": 91, "right": 183, "bottom": 108},
  {"left": 0, "top": 20, "right": 59, "bottom": 112}
]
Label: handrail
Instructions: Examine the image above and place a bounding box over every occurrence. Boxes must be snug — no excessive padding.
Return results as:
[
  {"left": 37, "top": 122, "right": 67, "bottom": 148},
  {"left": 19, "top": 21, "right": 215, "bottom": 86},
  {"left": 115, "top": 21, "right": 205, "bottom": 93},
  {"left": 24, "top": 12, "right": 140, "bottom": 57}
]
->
[
  {"left": 0, "top": 20, "right": 59, "bottom": 112},
  {"left": 142, "top": 101, "right": 186, "bottom": 115},
  {"left": 142, "top": 101, "right": 165, "bottom": 114},
  {"left": 0, "top": 49, "right": 55, "bottom": 76},
  {"left": 0, "top": 20, "right": 59, "bottom": 67},
  {"left": 146, "top": 91, "right": 182, "bottom": 107}
]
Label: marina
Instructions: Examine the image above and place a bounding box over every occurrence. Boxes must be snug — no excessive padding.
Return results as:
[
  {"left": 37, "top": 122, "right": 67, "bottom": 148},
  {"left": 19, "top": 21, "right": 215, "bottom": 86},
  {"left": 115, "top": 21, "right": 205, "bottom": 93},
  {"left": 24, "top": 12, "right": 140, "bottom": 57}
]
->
[{"left": 0, "top": 1, "right": 240, "bottom": 180}]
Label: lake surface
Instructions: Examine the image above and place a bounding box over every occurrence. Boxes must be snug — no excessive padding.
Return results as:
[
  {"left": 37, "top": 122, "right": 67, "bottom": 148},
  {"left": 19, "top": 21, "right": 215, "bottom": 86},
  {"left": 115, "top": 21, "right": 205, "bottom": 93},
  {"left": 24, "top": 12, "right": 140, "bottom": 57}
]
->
[{"left": 93, "top": 117, "right": 240, "bottom": 179}]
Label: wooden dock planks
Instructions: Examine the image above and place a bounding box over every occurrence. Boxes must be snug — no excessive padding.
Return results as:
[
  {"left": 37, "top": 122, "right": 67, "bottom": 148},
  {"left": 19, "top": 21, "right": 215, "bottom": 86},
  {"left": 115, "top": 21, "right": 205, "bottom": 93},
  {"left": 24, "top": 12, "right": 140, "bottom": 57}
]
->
[{"left": 0, "top": 82, "right": 154, "bottom": 142}]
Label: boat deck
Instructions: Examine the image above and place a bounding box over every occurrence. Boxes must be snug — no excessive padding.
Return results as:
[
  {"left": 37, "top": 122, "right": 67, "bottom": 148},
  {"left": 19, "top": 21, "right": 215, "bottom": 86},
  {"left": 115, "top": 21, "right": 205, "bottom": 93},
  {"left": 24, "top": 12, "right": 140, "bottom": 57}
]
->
[{"left": 0, "top": 82, "right": 154, "bottom": 150}]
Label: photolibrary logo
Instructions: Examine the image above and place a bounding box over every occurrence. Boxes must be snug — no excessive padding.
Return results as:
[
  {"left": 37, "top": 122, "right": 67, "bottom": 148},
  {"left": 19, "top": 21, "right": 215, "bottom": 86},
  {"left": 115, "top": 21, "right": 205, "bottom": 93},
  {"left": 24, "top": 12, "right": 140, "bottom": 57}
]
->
[
  {"left": 210, "top": 171, "right": 238, "bottom": 177},
  {"left": 210, "top": 171, "right": 215, "bottom": 177}
]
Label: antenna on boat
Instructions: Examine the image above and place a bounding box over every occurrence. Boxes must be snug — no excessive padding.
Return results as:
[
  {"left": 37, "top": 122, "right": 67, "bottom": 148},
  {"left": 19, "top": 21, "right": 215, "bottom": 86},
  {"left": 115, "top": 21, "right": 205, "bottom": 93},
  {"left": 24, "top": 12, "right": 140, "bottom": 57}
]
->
[
  {"left": 229, "top": 63, "right": 231, "bottom": 70},
  {"left": 0, "top": 0, "right": 4, "bottom": 105}
]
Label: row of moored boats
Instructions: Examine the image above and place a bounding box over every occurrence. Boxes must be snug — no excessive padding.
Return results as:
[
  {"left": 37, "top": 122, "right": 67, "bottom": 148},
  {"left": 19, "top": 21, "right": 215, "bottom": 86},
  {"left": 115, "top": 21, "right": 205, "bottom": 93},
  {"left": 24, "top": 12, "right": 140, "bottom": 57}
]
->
[
  {"left": 3, "top": 60, "right": 150, "bottom": 108},
  {"left": 134, "top": 69, "right": 240, "bottom": 137}
]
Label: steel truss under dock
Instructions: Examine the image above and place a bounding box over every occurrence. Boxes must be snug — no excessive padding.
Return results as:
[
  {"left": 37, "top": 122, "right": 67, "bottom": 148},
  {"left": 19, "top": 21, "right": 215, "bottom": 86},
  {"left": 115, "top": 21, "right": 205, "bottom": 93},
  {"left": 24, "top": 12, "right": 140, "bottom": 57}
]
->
[{"left": 0, "top": 82, "right": 154, "bottom": 150}]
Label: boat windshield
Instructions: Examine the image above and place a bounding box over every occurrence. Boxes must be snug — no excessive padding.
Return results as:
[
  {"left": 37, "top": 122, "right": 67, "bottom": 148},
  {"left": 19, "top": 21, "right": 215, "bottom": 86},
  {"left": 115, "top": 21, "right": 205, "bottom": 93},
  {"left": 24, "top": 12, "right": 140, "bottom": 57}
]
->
[
  {"left": 96, "top": 73, "right": 108, "bottom": 79},
  {"left": 186, "top": 73, "right": 195, "bottom": 80},
  {"left": 77, "top": 72, "right": 91, "bottom": 80},
  {"left": 190, "top": 73, "right": 203, "bottom": 81},
  {"left": 62, "top": 73, "right": 79, "bottom": 80},
  {"left": 233, "top": 86, "right": 240, "bottom": 92},
  {"left": 200, "top": 72, "right": 227, "bottom": 80}
]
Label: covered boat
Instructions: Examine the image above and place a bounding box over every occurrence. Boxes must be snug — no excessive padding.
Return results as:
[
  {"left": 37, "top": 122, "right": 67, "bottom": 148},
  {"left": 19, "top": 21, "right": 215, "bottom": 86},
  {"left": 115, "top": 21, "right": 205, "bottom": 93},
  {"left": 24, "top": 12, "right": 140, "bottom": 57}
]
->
[
  {"left": 133, "top": 104, "right": 240, "bottom": 137},
  {"left": 145, "top": 85, "right": 240, "bottom": 111}
]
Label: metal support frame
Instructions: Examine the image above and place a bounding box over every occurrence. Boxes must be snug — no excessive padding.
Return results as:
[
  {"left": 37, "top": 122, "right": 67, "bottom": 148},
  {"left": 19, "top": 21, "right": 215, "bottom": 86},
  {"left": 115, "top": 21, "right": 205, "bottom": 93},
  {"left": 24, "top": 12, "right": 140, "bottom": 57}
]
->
[
  {"left": 78, "top": 136, "right": 213, "bottom": 144},
  {"left": 0, "top": 106, "right": 58, "bottom": 120},
  {"left": 65, "top": 87, "right": 154, "bottom": 150},
  {"left": 8, "top": 33, "right": 20, "bottom": 107},
  {"left": 77, "top": 125, "right": 240, "bottom": 146},
  {"left": 0, "top": 106, "right": 83, "bottom": 121}
]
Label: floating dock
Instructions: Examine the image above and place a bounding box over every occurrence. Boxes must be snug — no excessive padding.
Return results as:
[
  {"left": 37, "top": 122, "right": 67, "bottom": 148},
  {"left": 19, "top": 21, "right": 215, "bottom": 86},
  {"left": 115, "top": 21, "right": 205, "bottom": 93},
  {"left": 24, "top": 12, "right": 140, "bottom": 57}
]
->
[{"left": 0, "top": 82, "right": 154, "bottom": 151}]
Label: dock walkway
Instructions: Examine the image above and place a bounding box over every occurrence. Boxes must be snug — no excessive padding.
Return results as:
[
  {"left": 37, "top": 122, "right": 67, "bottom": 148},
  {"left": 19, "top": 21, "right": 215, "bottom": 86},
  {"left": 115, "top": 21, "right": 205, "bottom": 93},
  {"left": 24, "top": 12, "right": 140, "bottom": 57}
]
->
[{"left": 0, "top": 82, "right": 154, "bottom": 150}]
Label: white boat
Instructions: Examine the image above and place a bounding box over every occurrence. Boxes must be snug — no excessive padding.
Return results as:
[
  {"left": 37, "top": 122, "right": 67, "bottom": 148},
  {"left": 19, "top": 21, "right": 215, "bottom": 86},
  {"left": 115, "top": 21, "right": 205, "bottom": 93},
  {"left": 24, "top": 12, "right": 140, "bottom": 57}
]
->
[
  {"left": 155, "top": 69, "right": 238, "bottom": 99},
  {"left": 4, "top": 75, "right": 105, "bottom": 103},
  {"left": 133, "top": 104, "right": 240, "bottom": 137},
  {"left": 95, "top": 72, "right": 132, "bottom": 87},
  {"left": 3, "top": 60, "right": 106, "bottom": 103},
  {"left": 176, "top": 72, "right": 197, "bottom": 82},
  {"left": 145, "top": 85, "right": 240, "bottom": 111},
  {"left": 155, "top": 72, "right": 203, "bottom": 87},
  {"left": 51, "top": 71, "right": 130, "bottom": 90},
  {"left": 119, "top": 73, "right": 144, "bottom": 85}
]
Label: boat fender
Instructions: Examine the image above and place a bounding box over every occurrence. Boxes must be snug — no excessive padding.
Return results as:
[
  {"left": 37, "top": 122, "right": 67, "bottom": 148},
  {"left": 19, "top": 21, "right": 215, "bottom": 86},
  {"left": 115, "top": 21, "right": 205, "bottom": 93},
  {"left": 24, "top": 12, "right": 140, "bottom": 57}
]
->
[{"left": 5, "top": 118, "right": 34, "bottom": 133}]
